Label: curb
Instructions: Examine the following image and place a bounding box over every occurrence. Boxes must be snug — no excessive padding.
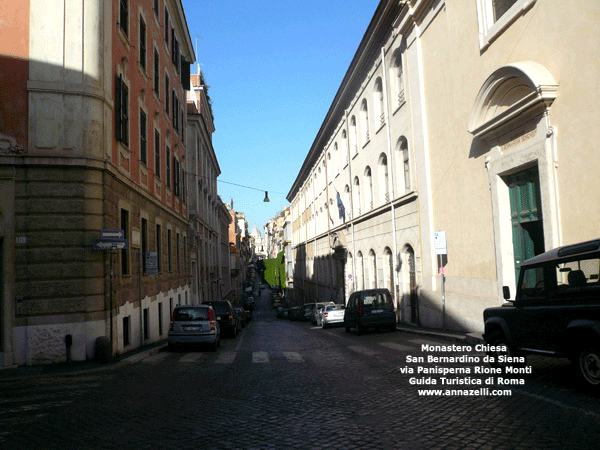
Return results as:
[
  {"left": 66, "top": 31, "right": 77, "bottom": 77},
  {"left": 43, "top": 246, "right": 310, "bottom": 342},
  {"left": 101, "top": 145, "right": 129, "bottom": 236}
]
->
[{"left": 0, "top": 343, "right": 167, "bottom": 382}]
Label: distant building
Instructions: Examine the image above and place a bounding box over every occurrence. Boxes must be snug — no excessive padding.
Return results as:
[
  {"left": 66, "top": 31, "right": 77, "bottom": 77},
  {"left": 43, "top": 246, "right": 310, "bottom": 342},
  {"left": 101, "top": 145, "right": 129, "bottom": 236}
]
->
[{"left": 250, "top": 226, "right": 267, "bottom": 259}]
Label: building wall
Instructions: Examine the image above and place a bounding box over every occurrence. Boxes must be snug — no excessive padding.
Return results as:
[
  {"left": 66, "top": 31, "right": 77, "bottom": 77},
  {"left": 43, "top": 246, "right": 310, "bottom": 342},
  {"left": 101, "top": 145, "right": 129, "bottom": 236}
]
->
[
  {"left": 1, "top": 0, "right": 195, "bottom": 366},
  {"left": 412, "top": 0, "right": 600, "bottom": 331}
]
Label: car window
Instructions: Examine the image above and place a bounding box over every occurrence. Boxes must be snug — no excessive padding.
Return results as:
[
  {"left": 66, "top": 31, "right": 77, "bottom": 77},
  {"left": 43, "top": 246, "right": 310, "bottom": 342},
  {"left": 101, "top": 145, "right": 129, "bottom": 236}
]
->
[
  {"left": 174, "top": 308, "right": 209, "bottom": 321},
  {"left": 556, "top": 257, "right": 600, "bottom": 294},
  {"left": 207, "top": 302, "right": 230, "bottom": 314},
  {"left": 360, "top": 292, "right": 392, "bottom": 307},
  {"left": 326, "top": 305, "right": 344, "bottom": 311},
  {"left": 519, "top": 266, "right": 545, "bottom": 300}
]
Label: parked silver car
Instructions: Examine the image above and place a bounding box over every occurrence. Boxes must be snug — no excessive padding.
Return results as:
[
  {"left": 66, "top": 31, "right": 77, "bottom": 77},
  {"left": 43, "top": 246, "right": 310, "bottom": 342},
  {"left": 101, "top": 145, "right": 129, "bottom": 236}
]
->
[
  {"left": 168, "top": 305, "right": 220, "bottom": 351},
  {"left": 318, "top": 304, "right": 346, "bottom": 328},
  {"left": 312, "top": 302, "right": 335, "bottom": 324}
]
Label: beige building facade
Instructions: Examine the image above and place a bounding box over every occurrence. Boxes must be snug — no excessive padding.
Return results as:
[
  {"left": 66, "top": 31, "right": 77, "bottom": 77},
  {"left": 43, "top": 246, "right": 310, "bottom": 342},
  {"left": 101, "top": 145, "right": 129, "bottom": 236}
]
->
[{"left": 288, "top": 0, "right": 600, "bottom": 332}]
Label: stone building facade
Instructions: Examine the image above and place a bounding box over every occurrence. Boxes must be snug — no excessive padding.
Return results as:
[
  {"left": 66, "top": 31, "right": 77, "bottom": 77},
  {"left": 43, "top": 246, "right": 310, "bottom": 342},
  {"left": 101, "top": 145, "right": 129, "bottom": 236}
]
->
[
  {"left": 0, "top": 0, "right": 195, "bottom": 366},
  {"left": 287, "top": 0, "right": 600, "bottom": 332}
]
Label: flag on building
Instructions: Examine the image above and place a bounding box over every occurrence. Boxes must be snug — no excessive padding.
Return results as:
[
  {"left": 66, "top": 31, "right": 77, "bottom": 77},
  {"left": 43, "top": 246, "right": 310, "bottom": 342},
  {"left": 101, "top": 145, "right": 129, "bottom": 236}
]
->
[{"left": 337, "top": 192, "right": 345, "bottom": 221}]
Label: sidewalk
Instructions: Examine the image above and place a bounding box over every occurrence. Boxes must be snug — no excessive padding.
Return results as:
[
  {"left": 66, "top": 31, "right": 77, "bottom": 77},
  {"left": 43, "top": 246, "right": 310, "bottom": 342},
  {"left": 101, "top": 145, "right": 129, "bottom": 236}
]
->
[
  {"left": 396, "top": 322, "right": 485, "bottom": 347},
  {"left": 0, "top": 340, "right": 167, "bottom": 382}
]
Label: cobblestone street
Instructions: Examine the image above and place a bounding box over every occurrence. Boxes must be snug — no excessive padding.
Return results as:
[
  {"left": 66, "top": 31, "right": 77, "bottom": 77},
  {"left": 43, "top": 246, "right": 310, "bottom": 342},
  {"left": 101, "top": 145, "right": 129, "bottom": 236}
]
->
[{"left": 2, "top": 296, "right": 599, "bottom": 449}]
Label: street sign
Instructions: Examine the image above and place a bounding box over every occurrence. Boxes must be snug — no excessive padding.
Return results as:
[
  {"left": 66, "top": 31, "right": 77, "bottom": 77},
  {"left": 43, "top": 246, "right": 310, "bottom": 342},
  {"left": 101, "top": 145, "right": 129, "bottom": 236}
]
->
[
  {"left": 101, "top": 229, "right": 125, "bottom": 240},
  {"left": 93, "top": 239, "right": 127, "bottom": 250},
  {"left": 434, "top": 231, "right": 447, "bottom": 255}
]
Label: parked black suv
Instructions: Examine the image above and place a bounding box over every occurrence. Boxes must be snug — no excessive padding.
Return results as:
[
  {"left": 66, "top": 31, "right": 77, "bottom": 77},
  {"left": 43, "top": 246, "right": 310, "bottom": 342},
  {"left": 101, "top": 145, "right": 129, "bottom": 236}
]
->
[
  {"left": 483, "top": 238, "right": 600, "bottom": 390},
  {"left": 344, "top": 288, "right": 396, "bottom": 335},
  {"left": 204, "top": 300, "right": 238, "bottom": 337}
]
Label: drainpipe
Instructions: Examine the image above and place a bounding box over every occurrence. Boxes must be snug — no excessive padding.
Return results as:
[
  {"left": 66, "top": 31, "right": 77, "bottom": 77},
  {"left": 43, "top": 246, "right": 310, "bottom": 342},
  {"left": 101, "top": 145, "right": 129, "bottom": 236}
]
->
[
  {"left": 345, "top": 110, "right": 357, "bottom": 295},
  {"left": 381, "top": 47, "right": 401, "bottom": 321}
]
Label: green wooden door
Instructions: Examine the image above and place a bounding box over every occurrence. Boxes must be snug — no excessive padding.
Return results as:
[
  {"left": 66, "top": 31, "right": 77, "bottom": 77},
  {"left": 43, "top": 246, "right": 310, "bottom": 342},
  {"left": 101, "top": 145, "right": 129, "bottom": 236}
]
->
[{"left": 507, "top": 167, "right": 545, "bottom": 283}]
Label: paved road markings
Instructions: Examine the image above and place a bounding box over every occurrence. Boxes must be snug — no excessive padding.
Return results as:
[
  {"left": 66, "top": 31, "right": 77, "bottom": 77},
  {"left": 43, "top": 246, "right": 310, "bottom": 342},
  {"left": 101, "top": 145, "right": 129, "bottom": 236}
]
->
[
  {"left": 379, "top": 342, "right": 414, "bottom": 352},
  {"left": 215, "top": 351, "right": 237, "bottom": 364},
  {"left": 282, "top": 351, "right": 304, "bottom": 362},
  {"left": 178, "top": 353, "right": 204, "bottom": 363},
  {"left": 252, "top": 351, "right": 269, "bottom": 363},
  {"left": 347, "top": 345, "right": 380, "bottom": 356},
  {"left": 142, "top": 353, "right": 171, "bottom": 363}
]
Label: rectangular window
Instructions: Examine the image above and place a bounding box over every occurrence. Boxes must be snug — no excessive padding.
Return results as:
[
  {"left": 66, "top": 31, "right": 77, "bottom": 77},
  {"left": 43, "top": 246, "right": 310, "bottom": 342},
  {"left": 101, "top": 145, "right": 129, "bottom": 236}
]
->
[
  {"left": 172, "top": 91, "right": 177, "bottom": 129},
  {"left": 139, "top": 16, "right": 146, "bottom": 71},
  {"left": 141, "top": 218, "right": 148, "bottom": 272},
  {"left": 154, "top": 130, "right": 160, "bottom": 178},
  {"left": 121, "top": 208, "right": 130, "bottom": 275},
  {"left": 176, "top": 232, "right": 180, "bottom": 272},
  {"left": 156, "top": 224, "right": 162, "bottom": 272},
  {"left": 123, "top": 316, "right": 130, "bottom": 346},
  {"left": 173, "top": 158, "right": 180, "bottom": 197},
  {"left": 164, "top": 8, "right": 169, "bottom": 44},
  {"left": 153, "top": 0, "right": 159, "bottom": 17},
  {"left": 143, "top": 308, "right": 149, "bottom": 340},
  {"left": 168, "top": 229, "right": 172, "bottom": 272},
  {"left": 153, "top": 49, "right": 159, "bottom": 94},
  {"left": 158, "top": 302, "right": 163, "bottom": 335},
  {"left": 166, "top": 147, "right": 171, "bottom": 189},
  {"left": 476, "top": 0, "right": 534, "bottom": 50},
  {"left": 140, "top": 110, "right": 147, "bottom": 164},
  {"left": 119, "top": 0, "right": 129, "bottom": 35},
  {"left": 115, "top": 75, "right": 129, "bottom": 146},
  {"left": 165, "top": 76, "right": 170, "bottom": 115}
]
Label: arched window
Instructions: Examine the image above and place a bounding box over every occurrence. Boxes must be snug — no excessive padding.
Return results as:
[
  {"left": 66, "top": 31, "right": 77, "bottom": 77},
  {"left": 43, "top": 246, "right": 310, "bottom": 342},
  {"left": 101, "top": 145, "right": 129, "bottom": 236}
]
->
[
  {"left": 344, "top": 184, "right": 351, "bottom": 220},
  {"left": 369, "top": 249, "right": 377, "bottom": 289},
  {"left": 364, "top": 166, "right": 373, "bottom": 211},
  {"left": 357, "top": 251, "right": 365, "bottom": 290},
  {"left": 327, "top": 152, "right": 332, "bottom": 183},
  {"left": 390, "top": 49, "right": 404, "bottom": 109},
  {"left": 378, "top": 153, "right": 389, "bottom": 204},
  {"left": 374, "top": 77, "right": 384, "bottom": 128},
  {"left": 347, "top": 252, "right": 354, "bottom": 297},
  {"left": 353, "top": 176, "right": 361, "bottom": 216},
  {"left": 342, "top": 129, "right": 348, "bottom": 166},
  {"left": 349, "top": 116, "right": 358, "bottom": 156},
  {"left": 383, "top": 247, "right": 394, "bottom": 295},
  {"left": 396, "top": 136, "right": 410, "bottom": 194},
  {"left": 360, "top": 99, "right": 370, "bottom": 146},
  {"left": 334, "top": 142, "right": 340, "bottom": 176}
]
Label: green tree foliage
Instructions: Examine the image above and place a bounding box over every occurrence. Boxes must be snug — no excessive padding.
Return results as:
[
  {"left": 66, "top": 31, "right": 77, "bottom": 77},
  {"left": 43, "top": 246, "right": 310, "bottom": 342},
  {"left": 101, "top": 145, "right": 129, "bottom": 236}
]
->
[{"left": 258, "top": 252, "right": 285, "bottom": 289}]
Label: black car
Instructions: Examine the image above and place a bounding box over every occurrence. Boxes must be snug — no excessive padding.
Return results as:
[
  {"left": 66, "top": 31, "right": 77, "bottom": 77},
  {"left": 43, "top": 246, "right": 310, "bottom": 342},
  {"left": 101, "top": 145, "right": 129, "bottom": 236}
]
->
[
  {"left": 204, "top": 300, "right": 238, "bottom": 337},
  {"left": 344, "top": 288, "right": 396, "bottom": 335},
  {"left": 483, "top": 238, "right": 600, "bottom": 390}
]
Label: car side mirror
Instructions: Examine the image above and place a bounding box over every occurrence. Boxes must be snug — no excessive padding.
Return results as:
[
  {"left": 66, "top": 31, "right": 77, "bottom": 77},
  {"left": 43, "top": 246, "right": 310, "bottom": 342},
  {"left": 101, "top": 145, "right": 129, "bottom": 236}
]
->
[{"left": 502, "top": 286, "right": 511, "bottom": 300}]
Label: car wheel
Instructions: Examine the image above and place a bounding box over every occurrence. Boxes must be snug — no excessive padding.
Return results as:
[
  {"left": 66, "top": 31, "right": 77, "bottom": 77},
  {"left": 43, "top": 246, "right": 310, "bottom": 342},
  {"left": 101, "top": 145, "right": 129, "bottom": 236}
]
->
[
  {"left": 487, "top": 331, "right": 525, "bottom": 371},
  {"left": 356, "top": 322, "right": 363, "bottom": 336},
  {"left": 575, "top": 344, "right": 600, "bottom": 390},
  {"left": 321, "top": 321, "right": 327, "bottom": 329}
]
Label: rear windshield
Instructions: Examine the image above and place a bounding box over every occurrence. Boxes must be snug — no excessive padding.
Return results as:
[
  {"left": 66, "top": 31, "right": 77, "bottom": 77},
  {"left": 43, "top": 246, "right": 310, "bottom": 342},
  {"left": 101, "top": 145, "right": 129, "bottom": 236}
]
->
[
  {"left": 361, "top": 292, "right": 392, "bottom": 307},
  {"left": 207, "top": 302, "right": 230, "bottom": 314},
  {"left": 174, "top": 307, "right": 209, "bottom": 321},
  {"left": 326, "top": 305, "right": 345, "bottom": 311}
]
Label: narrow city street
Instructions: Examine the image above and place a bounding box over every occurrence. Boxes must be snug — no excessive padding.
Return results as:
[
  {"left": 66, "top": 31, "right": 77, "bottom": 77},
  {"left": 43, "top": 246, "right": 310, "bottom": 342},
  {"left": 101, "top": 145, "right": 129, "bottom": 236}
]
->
[{"left": 1, "top": 289, "right": 599, "bottom": 449}]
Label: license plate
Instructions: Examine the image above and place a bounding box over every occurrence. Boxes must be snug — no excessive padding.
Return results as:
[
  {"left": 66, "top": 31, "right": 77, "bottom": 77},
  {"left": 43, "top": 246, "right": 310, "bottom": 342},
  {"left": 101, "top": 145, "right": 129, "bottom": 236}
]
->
[
  {"left": 372, "top": 309, "right": 383, "bottom": 313},
  {"left": 184, "top": 326, "right": 201, "bottom": 331}
]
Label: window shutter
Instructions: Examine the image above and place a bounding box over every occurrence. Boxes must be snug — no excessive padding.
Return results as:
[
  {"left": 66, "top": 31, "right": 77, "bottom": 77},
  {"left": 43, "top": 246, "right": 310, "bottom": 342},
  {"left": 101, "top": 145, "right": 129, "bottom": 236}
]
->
[
  {"left": 181, "top": 58, "right": 190, "bottom": 90},
  {"left": 115, "top": 75, "right": 122, "bottom": 141}
]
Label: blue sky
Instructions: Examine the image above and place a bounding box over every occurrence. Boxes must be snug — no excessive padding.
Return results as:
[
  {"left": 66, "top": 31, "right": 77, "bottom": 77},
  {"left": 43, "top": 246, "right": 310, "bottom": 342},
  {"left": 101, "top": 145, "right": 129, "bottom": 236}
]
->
[{"left": 181, "top": 0, "right": 379, "bottom": 232}]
